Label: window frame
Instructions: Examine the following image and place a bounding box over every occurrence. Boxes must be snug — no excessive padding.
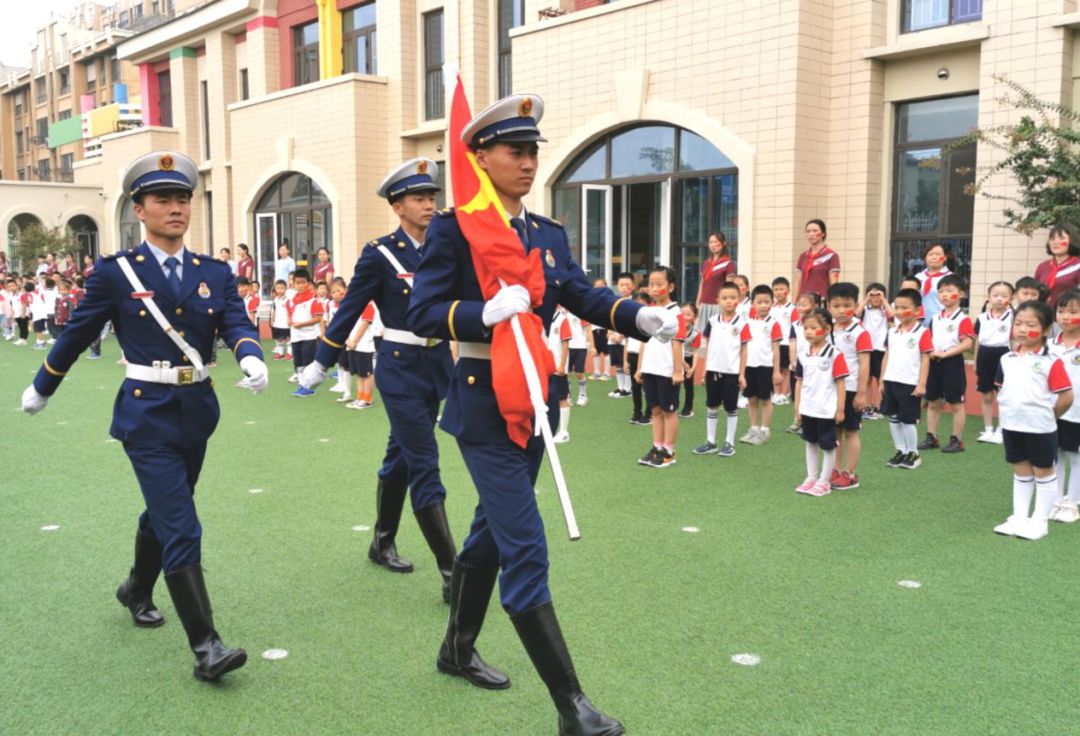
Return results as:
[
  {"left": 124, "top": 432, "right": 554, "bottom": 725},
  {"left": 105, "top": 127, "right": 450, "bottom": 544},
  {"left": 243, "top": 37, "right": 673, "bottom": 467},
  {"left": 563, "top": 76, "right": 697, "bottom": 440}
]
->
[
  {"left": 423, "top": 9, "right": 445, "bottom": 121},
  {"left": 342, "top": 2, "right": 377, "bottom": 76},
  {"left": 497, "top": 0, "right": 525, "bottom": 98},
  {"left": 293, "top": 20, "right": 321, "bottom": 87},
  {"left": 901, "top": 0, "right": 982, "bottom": 34}
]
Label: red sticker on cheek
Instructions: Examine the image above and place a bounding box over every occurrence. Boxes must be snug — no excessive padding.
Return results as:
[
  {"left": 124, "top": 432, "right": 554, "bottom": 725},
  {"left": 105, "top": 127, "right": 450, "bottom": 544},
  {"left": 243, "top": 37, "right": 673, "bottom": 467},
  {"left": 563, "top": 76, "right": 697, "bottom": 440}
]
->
[
  {"left": 1027, "top": 330, "right": 1042, "bottom": 339},
  {"left": 812, "top": 328, "right": 826, "bottom": 336},
  {"left": 1070, "top": 317, "right": 1080, "bottom": 325}
]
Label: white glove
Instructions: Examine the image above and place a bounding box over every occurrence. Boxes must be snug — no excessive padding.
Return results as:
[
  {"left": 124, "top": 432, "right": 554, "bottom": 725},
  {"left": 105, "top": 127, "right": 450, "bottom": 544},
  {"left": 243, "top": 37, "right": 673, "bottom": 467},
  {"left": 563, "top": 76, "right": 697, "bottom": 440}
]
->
[
  {"left": 636, "top": 306, "right": 680, "bottom": 343},
  {"left": 21, "top": 385, "right": 48, "bottom": 415},
  {"left": 482, "top": 284, "right": 532, "bottom": 327},
  {"left": 298, "top": 360, "right": 328, "bottom": 391},
  {"left": 239, "top": 356, "right": 269, "bottom": 394}
]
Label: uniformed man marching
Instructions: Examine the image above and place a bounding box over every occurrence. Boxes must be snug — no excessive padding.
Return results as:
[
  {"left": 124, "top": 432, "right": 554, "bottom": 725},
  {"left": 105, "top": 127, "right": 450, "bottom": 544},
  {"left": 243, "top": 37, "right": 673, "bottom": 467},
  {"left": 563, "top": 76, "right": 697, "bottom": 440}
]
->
[
  {"left": 21, "top": 150, "right": 269, "bottom": 682},
  {"left": 408, "top": 96, "right": 677, "bottom": 735},
  {"left": 299, "top": 159, "right": 457, "bottom": 602}
]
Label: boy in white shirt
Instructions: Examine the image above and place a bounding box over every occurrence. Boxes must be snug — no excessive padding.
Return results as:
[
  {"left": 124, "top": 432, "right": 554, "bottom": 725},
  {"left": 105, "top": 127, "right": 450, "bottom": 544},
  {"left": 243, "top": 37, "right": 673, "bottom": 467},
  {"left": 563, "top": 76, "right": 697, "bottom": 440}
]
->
[
  {"left": 270, "top": 280, "right": 291, "bottom": 360},
  {"left": 624, "top": 290, "right": 652, "bottom": 425},
  {"left": 345, "top": 303, "right": 378, "bottom": 409},
  {"left": 566, "top": 312, "right": 593, "bottom": 407},
  {"left": 29, "top": 280, "right": 49, "bottom": 350},
  {"left": 42, "top": 277, "right": 58, "bottom": 344},
  {"left": 635, "top": 267, "right": 686, "bottom": 468},
  {"left": 856, "top": 282, "right": 892, "bottom": 419},
  {"left": 740, "top": 284, "right": 782, "bottom": 445},
  {"left": 287, "top": 269, "right": 325, "bottom": 397},
  {"left": 548, "top": 307, "right": 573, "bottom": 442},
  {"left": 827, "top": 283, "right": 873, "bottom": 490},
  {"left": 606, "top": 273, "right": 636, "bottom": 399},
  {"left": 770, "top": 276, "right": 796, "bottom": 405},
  {"left": 881, "top": 288, "right": 933, "bottom": 470},
  {"left": 693, "top": 282, "right": 750, "bottom": 457},
  {"left": 920, "top": 275, "right": 975, "bottom": 454}
]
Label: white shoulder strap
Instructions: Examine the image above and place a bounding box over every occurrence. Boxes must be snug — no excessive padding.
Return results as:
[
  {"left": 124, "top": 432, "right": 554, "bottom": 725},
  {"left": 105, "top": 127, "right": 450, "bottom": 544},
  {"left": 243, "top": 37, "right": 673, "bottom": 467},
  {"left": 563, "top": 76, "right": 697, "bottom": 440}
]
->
[
  {"left": 376, "top": 245, "right": 413, "bottom": 287},
  {"left": 115, "top": 256, "right": 206, "bottom": 371}
]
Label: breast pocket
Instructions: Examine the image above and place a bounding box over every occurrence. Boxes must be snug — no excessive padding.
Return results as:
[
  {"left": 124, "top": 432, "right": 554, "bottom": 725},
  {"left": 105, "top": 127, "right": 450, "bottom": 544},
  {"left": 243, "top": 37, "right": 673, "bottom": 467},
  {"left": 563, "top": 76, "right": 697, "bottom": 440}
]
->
[{"left": 189, "top": 298, "right": 225, "bottom": 319}]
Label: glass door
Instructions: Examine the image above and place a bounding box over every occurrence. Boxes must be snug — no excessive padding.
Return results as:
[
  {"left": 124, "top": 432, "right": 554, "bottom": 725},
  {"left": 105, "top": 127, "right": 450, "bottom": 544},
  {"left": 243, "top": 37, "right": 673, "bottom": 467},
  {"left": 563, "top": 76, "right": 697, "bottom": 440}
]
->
[
  {"left": 581, "top": 184, "right": 613, "bottom": 284},
  {"left": 255, "top": 212, "right": 278, "bottom": 297}
]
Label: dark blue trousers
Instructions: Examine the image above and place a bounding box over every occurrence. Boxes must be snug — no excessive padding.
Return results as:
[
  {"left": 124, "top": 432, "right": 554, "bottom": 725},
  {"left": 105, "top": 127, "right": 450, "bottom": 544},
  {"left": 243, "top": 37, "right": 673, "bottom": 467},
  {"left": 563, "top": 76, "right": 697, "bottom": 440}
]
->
[{"left": 124, "top": 442, "right": 207, "bottom": 574}]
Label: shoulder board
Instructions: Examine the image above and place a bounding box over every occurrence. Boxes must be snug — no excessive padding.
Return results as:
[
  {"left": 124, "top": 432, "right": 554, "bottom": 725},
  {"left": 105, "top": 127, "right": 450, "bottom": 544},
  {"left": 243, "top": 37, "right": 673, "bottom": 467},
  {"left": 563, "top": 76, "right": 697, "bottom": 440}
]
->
[
  {"left": 435, "top": 207, "right": 456, "bottom": 218},
  {"left": 530, "top": 213, "right": 564, "bottom": 229},
  {"left": 200, "top": 255, "right": 229, "bottom": 265}
]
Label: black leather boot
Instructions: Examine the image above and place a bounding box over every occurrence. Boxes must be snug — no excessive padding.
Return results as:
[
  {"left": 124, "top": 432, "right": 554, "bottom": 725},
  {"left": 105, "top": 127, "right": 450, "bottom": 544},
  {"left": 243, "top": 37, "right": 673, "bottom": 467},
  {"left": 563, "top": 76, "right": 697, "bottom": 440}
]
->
[
  {"left": 511, "top": 602, "right": 624, "bottom": 736},
  {"left": 436, "top": 561, "right": 510, "bottom": 689},
  {"left": 116, "top": 529, "right": 165, "bottom": 627},
  {"left": 367, "top": 477, "right": 414, "bottom": 573},
  {"left": 414, "top": 501, "right": 456, "bottom": 603},
  {"left": 164, "top": 564, "right": 247, "bottom": 682}
]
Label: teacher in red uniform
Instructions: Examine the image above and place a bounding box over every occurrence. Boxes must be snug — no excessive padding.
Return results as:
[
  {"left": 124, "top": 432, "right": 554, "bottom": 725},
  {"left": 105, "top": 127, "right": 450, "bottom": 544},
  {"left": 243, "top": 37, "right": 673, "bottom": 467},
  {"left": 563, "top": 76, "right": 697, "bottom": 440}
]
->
[
  {"left": 694, "top": 231, "right": 735, "bottom": 330},
  {"left": 313, "top": 247, "right": 335, "bottom": 284},
  {"left": 236, "top": 244, "right": 255, "bottom": 280},
  {"left": 1035, "top": 223, "right": 1080, "bottom": 307},
  {"left": 793, "top": 218, "right": 840, "bottom": 299}
]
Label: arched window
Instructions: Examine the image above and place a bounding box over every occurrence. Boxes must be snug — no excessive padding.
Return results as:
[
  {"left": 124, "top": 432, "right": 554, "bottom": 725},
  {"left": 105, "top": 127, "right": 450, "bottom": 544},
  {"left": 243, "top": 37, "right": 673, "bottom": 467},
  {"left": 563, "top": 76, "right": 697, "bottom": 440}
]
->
[
  {"left": 66, "top": 215, "right": 99, "bottom": 261},
  {"left": 118, "top": 197, "right": 142, "bottom": 251},
  {"left": 552, "top": 124, "right": 738, "bottom": 301},
  {"left": 253, "top": 172, "right": 333, "bottom": 293}
]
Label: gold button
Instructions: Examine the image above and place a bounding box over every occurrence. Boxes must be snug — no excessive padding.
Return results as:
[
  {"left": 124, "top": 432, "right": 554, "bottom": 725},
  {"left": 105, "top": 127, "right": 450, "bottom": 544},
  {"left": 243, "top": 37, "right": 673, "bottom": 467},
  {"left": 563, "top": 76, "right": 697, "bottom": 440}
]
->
[
  {"left": 175, "top": 307, "right": 183, "bottom": 315},
  {"left": 555, "top": 280, "right": 560, "bottom": 286},
  {"left": 397, "top": 241, "right": 406, "bottom": 249},
  {"left": 133, "top": 388, "right": 142, "bottom": 397},
  {"left": 393, "top": 350, "right": 400, "bottom": 358},
  {"left": 467, "top": 375, "right": 476, "bottom": 385},
  {"left": 182, "top": 355, "right": 190, "bottom": 363},
  {"left": 207, "top": 308, "right": 214, "bottom": 314},
  {"left": 403, "top": 288, "right": 409, "bottom": 294},
  {"left": 135, "top": 255, "right": 145, "bottom": 262},
  {"left": 178, "top": 331, "right": 185, "bottom": 338},
  {"left": 139, "top": 309, "right": 146, "bottom": 317},
  {"left": 192, "top": 258, "right": 200, "bottom": 266}
]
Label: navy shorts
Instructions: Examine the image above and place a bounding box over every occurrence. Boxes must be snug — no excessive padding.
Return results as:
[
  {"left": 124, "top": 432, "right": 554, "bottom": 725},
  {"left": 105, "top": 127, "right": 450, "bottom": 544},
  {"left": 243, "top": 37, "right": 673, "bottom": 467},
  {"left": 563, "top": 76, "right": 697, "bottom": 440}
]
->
[
  {"left": 800, "top": 415, "right": 839, "bottom": 450},
  {"left": 552, "top": 374, "right": 570, "bottom": 402},
  {"left": 926, "top": 355, "right": 966, "bottom": 404},
  {"left": 643, "top": 373, "right": 680, "bottom": 412},
  {"left": 271, "top": 326, "right": 290, "bottom": 341},
  {"left": 975, "top": 346, "right": 1008, "bottom": 394},
  {"left": 1003, "top": 429, "right": 1057, "bottom": 469},
  {"left": 568, "top": 348, "right": 587, "bottom": 374},
  {"left": 1059, "top": 419, "right": 1080, "bottom": 453},
  {"left": 32, "top": 319, "right": 46, "bottom": 333},
  {"left": 705, "top": 371, "right": 740, "bottom": 413},
  {"left": 742, "top": 365, "right": 773, "bottom": 400},
  {"left": 837, "top": 390, "right": 861, "bottom": 431},
  {"left": 609, "top": 344, "right": 625, "bottom": 369},
  {"left": 869, "top": 350, "right": 885, "bottom": 380},
  {"left": 349, "top": 350, "right": 373, "bottom": 377},
  {"left": 592, "top": 329, "right": 608, "bottom": 355},
  {"left": 779, "top": 344, "right": 791, "bottom": 371},
  {"left": 882, "top": 380, "right": 921, "bottom": 425}
]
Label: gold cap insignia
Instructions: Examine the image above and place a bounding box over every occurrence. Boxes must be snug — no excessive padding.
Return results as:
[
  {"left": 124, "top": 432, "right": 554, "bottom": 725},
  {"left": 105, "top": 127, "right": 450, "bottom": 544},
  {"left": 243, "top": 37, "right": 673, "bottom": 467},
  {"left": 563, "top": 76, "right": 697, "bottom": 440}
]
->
[
  {"left": 158, "top": 155, "right": 175, "bottom": 171},
  {"left": 417, "top": 160, "right": 429, "bottom": 175},
  {"left": 518, "top": 98, "right": 533, "bottom": 117}
]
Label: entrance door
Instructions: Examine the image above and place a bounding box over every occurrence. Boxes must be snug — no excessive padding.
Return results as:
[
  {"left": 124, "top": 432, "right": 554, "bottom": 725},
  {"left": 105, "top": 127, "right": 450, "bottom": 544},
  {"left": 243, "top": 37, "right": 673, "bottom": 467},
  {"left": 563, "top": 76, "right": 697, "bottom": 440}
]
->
[
  {"left": 255, "top": 212, "right": 278, "bottom": 296},
  {"left": 581, "top": 185, "right": 612, "bottom": 283}
]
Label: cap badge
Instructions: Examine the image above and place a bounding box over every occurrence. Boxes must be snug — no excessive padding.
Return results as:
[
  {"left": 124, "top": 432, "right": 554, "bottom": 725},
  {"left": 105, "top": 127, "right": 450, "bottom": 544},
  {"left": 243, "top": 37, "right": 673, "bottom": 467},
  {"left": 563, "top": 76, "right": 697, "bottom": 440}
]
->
[
  {"left": 545, "top": 250, "right": 556, "bottom": 268},
  {"left": 158, "top": 155, "right": 175, "bottom": 171},
  {"left": 198, "top": 282, "right": 211, "bottom": 299},
  {"left": 417, "top": 160, "right": 428, "bottom": 175},
  {"left": 518, "top": 98, "right": 533, "bottom": 117}
]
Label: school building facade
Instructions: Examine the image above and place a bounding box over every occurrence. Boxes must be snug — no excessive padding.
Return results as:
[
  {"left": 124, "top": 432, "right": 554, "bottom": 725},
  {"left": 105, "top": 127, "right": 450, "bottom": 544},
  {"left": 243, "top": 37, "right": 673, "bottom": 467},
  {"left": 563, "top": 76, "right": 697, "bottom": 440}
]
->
[{"left": 0, "top": 0, "right": 1075, "bottom": 301}]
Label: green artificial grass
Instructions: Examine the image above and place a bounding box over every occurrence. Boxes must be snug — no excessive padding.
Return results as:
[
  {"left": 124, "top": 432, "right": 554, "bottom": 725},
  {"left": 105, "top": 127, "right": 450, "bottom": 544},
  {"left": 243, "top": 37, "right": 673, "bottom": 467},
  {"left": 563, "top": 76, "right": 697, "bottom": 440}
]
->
[{"left": 3, "top": 338, "right": 1080, "bottom": 735}]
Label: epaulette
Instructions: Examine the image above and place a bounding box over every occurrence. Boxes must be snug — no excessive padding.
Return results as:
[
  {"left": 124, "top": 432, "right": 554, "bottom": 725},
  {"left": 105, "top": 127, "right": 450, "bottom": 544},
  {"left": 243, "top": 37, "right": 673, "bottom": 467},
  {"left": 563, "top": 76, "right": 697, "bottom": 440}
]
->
[
  {"left": 100, "top": 248, "right": 136, "bottom": 262},
  {"left": 530, "top": 213, "right": 564, "bottom": 229},
  {"left": 199, "top": 255, "right": 229, "bottom": 265},
  {"left": 435, "top": 207, "right": 456, "bottom": 218}
]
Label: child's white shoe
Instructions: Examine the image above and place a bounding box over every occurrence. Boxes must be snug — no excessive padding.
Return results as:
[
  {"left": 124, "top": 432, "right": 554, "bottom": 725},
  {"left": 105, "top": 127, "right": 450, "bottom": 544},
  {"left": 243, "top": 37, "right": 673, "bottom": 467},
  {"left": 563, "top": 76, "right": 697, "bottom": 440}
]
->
[
  {"left": 329, "top": 384, "right": 346, "bottom": 393},
  {"left": 1014, "top": 518, "right": 1049, "bottom": 541},
  {"left": 993, "top": 515, "right": 1023, "bottom": 536},
  {"left": 553, "top": 431, "right": 570, "bottom": 444},
  {"left": 991, "top": 428, "right": 1004, "bottom": 444},
  {"left": 976, "top": 429, "right": 996, "bottom": 444},
  {"left": 576, "top": 396, "right": 588, "bottom": 407},
  {"left": 1053, "top": 500, "right": 1080, "bottom": 523},
  {"left": 287, "top": 374, "right": 299, "bottom": 384}
]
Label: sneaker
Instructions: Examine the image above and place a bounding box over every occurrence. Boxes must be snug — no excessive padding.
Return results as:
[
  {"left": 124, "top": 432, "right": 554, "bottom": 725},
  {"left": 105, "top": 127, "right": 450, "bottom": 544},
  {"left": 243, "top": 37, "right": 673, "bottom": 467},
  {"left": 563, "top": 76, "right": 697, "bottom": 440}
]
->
[
  {"left": 1055, "top": 501, "right": 1080, "bottom": 523},
  {"left": 795, "top": 477, "right": 817, "bottom": 494},
  {"left": 917, "top": 433, "right": 939, "bottom": 450},
  {"left": 657, "top": 449, "right": 677, "bottom": 468},
  {"left": 976, "top": 429, "right": 997, "bottom": 444},
  {"left": 808, "top": 481, "right": 832, "bottom": 497},
  {"left": 679, "top": 410, "right": 694, "bottom": 418},
  {"left": 886, "top": 451, "right": 905, "bottom": 468},
  {"left": 831, "top": 471, "right": 854, "bottom": 490},
  {"left": 749, "top": 429, "right": 770, "bottom": 446},
  {"left": 598, "top": 374, "right": 611, "bottom": 381},
  {"left": 770, "top": 394, "right": 784, "bottom": 405},
  {"left": 553, "top": 431, "right": 570, "bottom": 444},
  {"left": 87, "top": 352, "right": 101, "bottom": 360},
  {"left": 283, "top": 353, "right": 293, "bottom": 361},
  {"left": 291, "top": 386, "right": 316, "bottom": 398},
  {"left": 630, "top": 415, "right": 651, "bottom": 426},
  {"left": 576, "top": 396, "right": 588, "bottom": 407},
  {"left": 693, "top": 441, "right": 718, "bottom": 455},
  {"left": 608, "top": 390, "right": 623, "bottom": 398},
  {"left": 329, "top": 384, "right": 346, "bottom": 394},
  {"left": 990, "top": 428, "right": 1005, "bottom": 445},
  {"left": 287, "top": 374, "right": 299, "bottom": 384},
  {"left": 843, "top": 472, "right": 860, "bottom": 489},
  {"left": 941, "top": 435, "right": 965, "bottom": 454},
  {"left": 899, "top": 451, "right": 922, "bottom": 469},
  {"left": 33, "top": 343, "right": 47, "bottom": 350},
  {"left": 272, "top": 353, "right": 284, "bottom": 360},
  {"left": 235, "top": 379, "right": 250, "bottom": 388},
  {"left": 46, "top": 338, "right": 56, "bottom": 345},
  {"left": 13, "top": 339, "right": 26, "bottom": 345},
  {"left": 1015, "top": 518, "right": 1049, "bottom": 541},
  {"left": 638, "top": 447, "right": 662, "bottom": 466},
  {"left": 346, "top": 399, "right": 371, "bottom": 410},
  {"left": 785, "top": 422, "right": 801, "bottom": 434},
  {"left": 830, "top": 468, "right": 842, "bottom": 485},
  {"left": 993, "top": 515, "right": 1023, "bottom": 536},
  {"left": 336, "top": 394, "right": 353, "bottom": 403},
  {"left": 330, "top": 370, "right": 339, "bottom": 379},
  {"left": 619, "top": 390, "right": 632, "bottom": 397},
  {"left": 739, "top": 428, "right": 759, "bottom": 444}
]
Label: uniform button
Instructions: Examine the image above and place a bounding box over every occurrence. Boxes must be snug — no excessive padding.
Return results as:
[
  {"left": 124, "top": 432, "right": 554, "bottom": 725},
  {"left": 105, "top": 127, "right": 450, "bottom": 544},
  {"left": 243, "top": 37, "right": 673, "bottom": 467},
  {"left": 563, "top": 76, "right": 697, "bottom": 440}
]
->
[
  {"left": 135, "top": 255, "right": 145, "bottom": 262},
  {"left": 139, "top": 309, "right": 146, "bottom": 317},
  {"left": 403, "top": 288, "right": 409, "bottom": 294},
  {"left": 175, "top": 307, "right": 183, "bottom": 316},
  {"left": 555, "top": 280, "right": 560, "bottom": 286},
  {"left": 467, "top": 375, "right": 476, "bottom": 385},
  {"left": 133, "top": 388, "right": 142, "bottom": 397},
  {"left": 182, "top": 355, "right": 190, "bottom": 363},
  {"left": 207, "top": 308, "right": 214, "bottom": 314},
  {"left": 178, "top": 331, "right": 185, "bottom": 338},
  {"left": 393, "top": 350, "right": 400, "bottom": 358}
]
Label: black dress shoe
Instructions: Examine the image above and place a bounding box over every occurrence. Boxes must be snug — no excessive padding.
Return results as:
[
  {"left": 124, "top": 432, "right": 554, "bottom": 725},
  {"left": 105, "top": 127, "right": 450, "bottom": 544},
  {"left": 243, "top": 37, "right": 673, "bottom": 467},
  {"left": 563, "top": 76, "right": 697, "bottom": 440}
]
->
[
  {"left": 436, "top": 561, "right": 510, "bottom": 689},
  {"left": 116, "top": 529, "right": 165, "bottom": 627}
]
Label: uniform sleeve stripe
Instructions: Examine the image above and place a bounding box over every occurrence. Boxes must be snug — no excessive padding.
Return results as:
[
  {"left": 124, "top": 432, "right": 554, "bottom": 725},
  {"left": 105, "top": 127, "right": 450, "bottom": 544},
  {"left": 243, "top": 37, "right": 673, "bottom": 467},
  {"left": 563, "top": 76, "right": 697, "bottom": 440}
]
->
[
  {"left": 448, "top": 300, "right": 461, "bottom": 342},
  {"left": 609, "top": 297, "right": 628, "bottom": 330},
  {"left": 321, "top": 336, "right": 345, "bottom": 349},
  {"left": 231, "top": 337, "right": 261, "bottom": 354},
  {"left": 43, "top": 360, "right": 66, "bottom": 377}
]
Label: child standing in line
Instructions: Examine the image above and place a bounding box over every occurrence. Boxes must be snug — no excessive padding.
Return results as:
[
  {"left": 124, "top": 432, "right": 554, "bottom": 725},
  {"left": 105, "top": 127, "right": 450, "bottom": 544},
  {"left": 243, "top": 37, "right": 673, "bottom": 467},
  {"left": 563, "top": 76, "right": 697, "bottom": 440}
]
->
[
  {"left": 635, "top": 266, "right": 686, "bottom": 468},
  {"left": 270, "top": 279, "right": 291, "bottom": 361},
  {"left": 693, "top": 282, "right": 749, "bottom": 457},
  {"left": 42, "top": 276, "right": 58, "bottom": 344},
  {"left": 795, "top": 308, "right": 848, "bottom": 497},
  {"left": 787, "top": 291, "right": 822, "bottom": 434},
  {"left": 625, "top": 290, "right": 653, "bottom": 425},
  {"left": 287, "top": 269, "right": 325, "bottom": 397},
  {"left": 857, "top": 282, "right": 892, "bottom": 419},
  {"left": 994, "top": 300, "right": 1073, "bottom": 541},
  {"left": 607, "top": 273, "right": 636, "bottom": 399},
  {"left": 740, "top": 284, "right": 782, "bottom": 445},
  {"left": 1014, "top": 276, "right": 1048, "bottom": 306},
  {"left": 920, "top": 275, "right": 975, "bottom": 453},
  {"left": 13, "top": 279, "right": 30, "bottom": 345},
  {"left": 732, "top": 274, "right": 752, "bottom": 319},
  {"left": 238, "top": 277, "right": 261, "bottom": 326},
  {"left": 770, "top": 276, "right": 796, "bottom": 405},
  {"left": 881, "top": 288, "right": 932, "bottom": 470},
  {"left": 326, "top": 278, "right": 352, "bottom": 398},
  {"left": 566, "top": 311, "right": 593, "bottom": 406},
  {"left": 974, "top": 281, "right": 1014, "bottom": 444},
  {"left": 590, "top": 277, "right": 610, "bottom": 381},
  {"left": 27, "top": 280, "right": 48, "bottom": 350},
  {"left": 0, "top": 278, "right": 13, "bottom": 340},
  {"left": 345, "top": 303, "right": 378, "bottom": 410},
  {"left": 680, "top": 302, "right": 700, "bottom": 418},
  {"left": 549, "top": 306, "right": 573, "bottom": 443},
  {"left": 1049, "top": 290, "right": 1080, "bottom": 523},
  {"left": 53, "top": 280, "right": 75, "bottom": 335},
  {"left": 826, "top": 282, "right": 873, "bottom": 490}
]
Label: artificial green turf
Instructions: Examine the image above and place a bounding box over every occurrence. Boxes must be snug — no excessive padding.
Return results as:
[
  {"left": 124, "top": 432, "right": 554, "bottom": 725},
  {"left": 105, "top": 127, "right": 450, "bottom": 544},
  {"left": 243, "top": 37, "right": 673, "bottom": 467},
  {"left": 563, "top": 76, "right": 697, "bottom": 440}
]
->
[{"left": 3, "top": 338, "right": 1080, "bottom": 735}]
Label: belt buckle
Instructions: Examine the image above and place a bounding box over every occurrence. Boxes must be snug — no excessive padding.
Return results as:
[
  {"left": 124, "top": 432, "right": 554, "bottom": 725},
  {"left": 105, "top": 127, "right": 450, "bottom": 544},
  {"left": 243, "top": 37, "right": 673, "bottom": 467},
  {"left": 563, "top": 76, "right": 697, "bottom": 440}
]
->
[{"left": 177, "top": 367, "right": 194, "bottom": 385}]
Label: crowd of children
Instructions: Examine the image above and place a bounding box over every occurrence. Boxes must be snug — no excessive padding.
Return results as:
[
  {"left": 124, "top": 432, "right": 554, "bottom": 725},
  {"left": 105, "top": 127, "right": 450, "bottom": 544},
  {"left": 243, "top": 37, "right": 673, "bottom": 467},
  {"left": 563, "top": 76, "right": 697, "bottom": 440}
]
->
[{"left": 1, "top": 272, "right": 89, "bottom": 354}]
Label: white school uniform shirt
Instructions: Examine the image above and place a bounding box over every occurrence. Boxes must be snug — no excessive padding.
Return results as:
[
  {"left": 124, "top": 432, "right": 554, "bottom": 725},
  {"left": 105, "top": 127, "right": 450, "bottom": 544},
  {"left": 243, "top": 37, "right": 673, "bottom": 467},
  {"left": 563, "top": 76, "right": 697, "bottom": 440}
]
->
[
  {"left": 29, "top": 289, "right": 48, "bottom": 321},
  {"left": 357, "top": 303, "right": 379, "bottom": 353},
  {"left": 546, "top": 309, "right": 572, "bottom": 360},
  {"left": 790, "top": 318, "right": 807, "bottom": 369},
  {"left": 43, "top": 287, "right": 57, "bottom": 316},
  {"left": 770, "top": 302, "right": 796, "bottom": 346},
  {"left": 286, "top": 291, "right": 324, "bottom": 341},
  {"left": 930, "top": 306, "right": 975, "bottom": 353},
  {"left": 0, "top": 290, "right": 10, "bottom": 318},
  {"left": 883, "top": 322, "right": 933, "bottom": 385},
  {"left": 975, "top": 308, "right": 1013, "bottom": 349},
  {"left": 566, "top": 313, "right": 589, "bottom": 350},
  {"left": 272, "top": 295, "right": 290, "bottom": 329},
  {"left": 831, "top": 320, "right": 873, "bottom": 392},
  {"left": 861, "top": 306, "right": 890, "bottom": 351},
  {"left": 744, "top": 312, "right": 783, "bottom": 368},
  {"left": 1049, "top": 336, "right": 1080, "bottom": 424},
  {"left": 796, "top": 342, "right": 849, "bottom": 420},
  {"left": 703, "top": 312, "right": 751, "bottom": 375},
  {"left": 683, "top": 323, "right": 701, "bottom": 361},
  {"left": 640, "top": 302, "right": 687, "bottom": 377},
  {"left": 996, "top": 347, "right": 1071, "bottom": 433},
  {"left": 735, "top": 298, "right": 752, "bottom": 320},
  {"left": 625, "top": 336, "right": 642, "bottom": 355}
]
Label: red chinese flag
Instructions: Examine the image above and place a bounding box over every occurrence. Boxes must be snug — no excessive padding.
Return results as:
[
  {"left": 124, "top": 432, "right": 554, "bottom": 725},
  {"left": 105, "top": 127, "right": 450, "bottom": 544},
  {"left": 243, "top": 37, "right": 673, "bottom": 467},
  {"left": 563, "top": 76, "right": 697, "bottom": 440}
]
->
[{"left": 449, "top": 75, "right": 553, "bottom": 448}]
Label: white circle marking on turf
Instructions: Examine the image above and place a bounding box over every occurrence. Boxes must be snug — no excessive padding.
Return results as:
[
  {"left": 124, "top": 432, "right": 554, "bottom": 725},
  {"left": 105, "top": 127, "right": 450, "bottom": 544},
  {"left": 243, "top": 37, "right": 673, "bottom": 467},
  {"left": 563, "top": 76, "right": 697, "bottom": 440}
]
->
[
  {"left": 681, "top": 526, "right": 701, "bottom": 533},
  {"left": 318, "top": 438, "right": 330, "bottom": 443},
  {"left": 40, "top": 525, "right": 60, "bottom": 532},
  {"left": 897, "top": 580, "right": 922, "bottom": 589},
  {"left": 731, "top": 653, "right": 760, "bottom": 666},
  {"left": 56, "top": 421, "right": 67, "bottom": 426},
  {"left": 245, "top": 420, "right": 256, "bottom": 425},
  {"left": 249, "top": 488, "right": 264, "bottom": 494},
  {"left": 262, "top": 649, "right": 289, "bottom": 660},
  {"left": 351, "top": 525, "right": 371, "bottom": 532}
]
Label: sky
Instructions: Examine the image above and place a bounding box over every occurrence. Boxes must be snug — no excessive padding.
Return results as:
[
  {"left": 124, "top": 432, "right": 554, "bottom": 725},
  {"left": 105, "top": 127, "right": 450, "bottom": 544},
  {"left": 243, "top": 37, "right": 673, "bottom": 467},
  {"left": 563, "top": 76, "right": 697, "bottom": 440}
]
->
[{"left": 1, "top": 1, "right": 88, "bottom": 69}]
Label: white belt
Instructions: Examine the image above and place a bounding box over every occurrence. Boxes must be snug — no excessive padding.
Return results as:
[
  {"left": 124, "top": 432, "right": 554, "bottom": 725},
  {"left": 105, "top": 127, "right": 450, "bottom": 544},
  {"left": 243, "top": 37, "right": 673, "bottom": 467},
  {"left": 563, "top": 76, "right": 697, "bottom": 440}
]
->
[
  {"left": 381, "top": 328, "right": 443, "bottom": 348},
  {"left": 457, "top": 342, "right": 492, "bottom": 360},
  {"left": 126, "top": 362, "right": 210, "bottom": 386}
]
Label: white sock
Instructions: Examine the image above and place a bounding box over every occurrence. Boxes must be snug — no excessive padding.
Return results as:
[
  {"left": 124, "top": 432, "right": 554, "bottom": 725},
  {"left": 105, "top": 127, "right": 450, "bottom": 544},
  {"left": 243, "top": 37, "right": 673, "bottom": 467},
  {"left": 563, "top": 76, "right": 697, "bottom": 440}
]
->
[
  {"left": 1034, "top": 475, "right": 1059, "bottom": 521},
  {"left": 578, "top": 379, "right": 587, "bottom": 400},
  {"left": 725, "top": 412, "right": 739, "bottom": 446},
  {"left": 706, "top": 409, "right": 718, "bottom": 445},
  {"left": 619, "top": 372, "right": 629, "bottom": 392},
  {"left": 888, "top": 420, "right": 905, "bottom": 452},
  {"left": 1013, "top": 475, "right": 1035, "bottom": 519},
  {"left": 805, "top": 442, "right": 819, "bottom": 480},
  {"left": 984, "top": 424, "right": 994, "bottom": 433},
  {"left": 1067, "top": 451, "right": 1080, "bottom": 504},
  {"left": 902, "top": 424, "right": 919, "bottom": 454},
  {"left": 559, "top": 406, "right": 570, "bottom": 435},
  {"left": 819, "top": 448, "right": 837, "bottom": 483}
]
